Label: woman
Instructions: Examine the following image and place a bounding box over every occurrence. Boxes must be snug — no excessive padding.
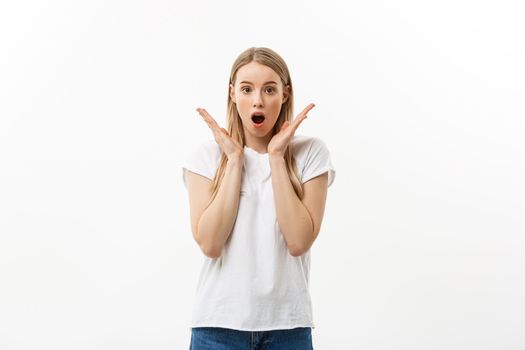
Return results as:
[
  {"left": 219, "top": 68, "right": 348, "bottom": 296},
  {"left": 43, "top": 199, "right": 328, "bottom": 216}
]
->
[{"left": 182, "top": 47, "right": 336, "bottom": 349}]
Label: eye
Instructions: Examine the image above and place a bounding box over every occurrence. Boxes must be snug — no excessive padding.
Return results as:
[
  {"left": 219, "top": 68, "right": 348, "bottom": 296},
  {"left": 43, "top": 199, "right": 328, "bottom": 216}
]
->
[
  {"left": 265, "top": 87, "right": 275, "bottom": 94},
  {"left": 241, "top": 86, "right": 251, "bottom": 93}
]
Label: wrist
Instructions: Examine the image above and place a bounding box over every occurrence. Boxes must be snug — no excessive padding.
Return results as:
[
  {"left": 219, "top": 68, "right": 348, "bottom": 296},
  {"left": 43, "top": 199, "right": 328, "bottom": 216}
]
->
[
  {"left": 269, "top": 153, "right": 285, "bottom": 164},
  {"left": 227, "top": 153, "right": 244, "bottom": 166}
]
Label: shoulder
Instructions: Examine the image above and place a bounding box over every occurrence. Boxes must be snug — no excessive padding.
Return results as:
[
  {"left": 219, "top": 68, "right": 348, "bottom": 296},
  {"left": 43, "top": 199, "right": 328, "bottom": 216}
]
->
[
  {"left": 187, "top": 139, "right": 222, "bottom": 161},
  {"left": 290, "top": 134, "right": 329, "bottom": 159},
  {"left": 182, "top": 139, "right": 222, "bottom": 182},
  {"left": 290, "top": 134, "right": 336, "bottom": 187}
]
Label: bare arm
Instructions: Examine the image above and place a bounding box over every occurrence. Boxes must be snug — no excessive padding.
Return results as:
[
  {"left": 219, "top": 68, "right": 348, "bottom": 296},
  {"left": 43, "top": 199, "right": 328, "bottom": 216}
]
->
[
  {"left": 266, "top": 103, "right": 328, "bottom": 256},
  {"left": 195, "top": 156, "right": 243, "bottom": 258},
  {"left": 269, "top": 155, "right": 314, "bottom": 256},
  {"left": 190, "top": 107, "right": 245, "bottom": 259}
]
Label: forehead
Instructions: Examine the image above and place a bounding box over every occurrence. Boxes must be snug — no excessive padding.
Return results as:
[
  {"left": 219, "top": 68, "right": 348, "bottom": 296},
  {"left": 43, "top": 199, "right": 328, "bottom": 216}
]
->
[{"left": 235, "top": 61, "right": 281, "bottom": 85}]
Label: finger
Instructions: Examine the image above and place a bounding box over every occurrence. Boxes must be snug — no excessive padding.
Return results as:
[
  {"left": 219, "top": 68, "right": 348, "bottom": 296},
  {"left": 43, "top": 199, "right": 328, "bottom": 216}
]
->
[
  {"left": 292, "top": 103, "right": 315, "bottom": 126},
  {"left": 196, "top": 107, "right": 214, "bottom": 125},
  {"left": 196, "top": 108, "right": 221, "bottom": 132},
  {"left": 297, "top": 103, "right": 315, "bottom": 119},
  {"left": 289, "top": 103, "right": 314, "bottom": 132},
  {"left": 196, "top": 108, "right": 223, "bottom": 142}
]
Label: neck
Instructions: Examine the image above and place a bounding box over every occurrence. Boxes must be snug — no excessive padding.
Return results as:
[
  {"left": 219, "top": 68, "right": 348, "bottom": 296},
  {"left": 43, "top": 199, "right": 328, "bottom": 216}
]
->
[{"left": 243, "top": 131, "right": 272, "bottom": 154}]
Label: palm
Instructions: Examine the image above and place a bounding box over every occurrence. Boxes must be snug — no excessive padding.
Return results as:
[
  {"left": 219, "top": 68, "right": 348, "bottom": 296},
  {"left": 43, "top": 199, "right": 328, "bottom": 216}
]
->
[
  {"left": 196, "top": 107, "right": 243, "bottom": 158},
  {"left": 268, "top": 103, "right": 315, "bottom": 157}
]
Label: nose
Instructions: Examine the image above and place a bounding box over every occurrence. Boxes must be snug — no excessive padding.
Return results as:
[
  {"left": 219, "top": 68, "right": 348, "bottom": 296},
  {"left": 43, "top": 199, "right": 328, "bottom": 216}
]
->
[{"left": 252, "top": 91, "right": 263, "bottom": 108}]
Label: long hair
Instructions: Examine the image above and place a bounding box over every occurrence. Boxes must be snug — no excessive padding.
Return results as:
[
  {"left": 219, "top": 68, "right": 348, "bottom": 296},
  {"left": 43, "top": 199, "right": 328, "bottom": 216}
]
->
[{"left": 205, "top": 47, "right": 304, "bottom": 207}]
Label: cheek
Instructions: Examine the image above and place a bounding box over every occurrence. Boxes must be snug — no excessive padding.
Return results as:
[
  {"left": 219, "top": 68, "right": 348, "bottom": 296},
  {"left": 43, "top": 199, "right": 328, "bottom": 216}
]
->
[
  {"left": 237, "top": 98, "right": 251, "bottom": 112},
  {"left": 269, "top": 99, "right": 283, "bottom": 113},
  {"left": 236, "top": 99, "right": 253, "bottom": 121}
]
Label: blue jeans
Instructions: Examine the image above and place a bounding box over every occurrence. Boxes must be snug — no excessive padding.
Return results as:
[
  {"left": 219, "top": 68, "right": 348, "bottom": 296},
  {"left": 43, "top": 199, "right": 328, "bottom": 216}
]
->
[{"left": 189, "top": 326, "right": 313, "bottom": 350}]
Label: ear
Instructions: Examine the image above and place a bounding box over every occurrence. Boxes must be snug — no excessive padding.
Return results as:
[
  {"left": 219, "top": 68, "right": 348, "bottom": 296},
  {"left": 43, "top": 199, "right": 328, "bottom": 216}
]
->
[
  {"left": 282, "top": 84, "right": 290, "bottom": 104},
  {"left": 229, "top": 83, "right": 236, "bottom": 104}
]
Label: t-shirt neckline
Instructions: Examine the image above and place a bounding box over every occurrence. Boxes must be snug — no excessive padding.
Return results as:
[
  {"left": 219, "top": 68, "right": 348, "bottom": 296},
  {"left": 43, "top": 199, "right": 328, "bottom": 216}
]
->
[{"left": 244, "top": 145, "right": 269, "bottom": 157}]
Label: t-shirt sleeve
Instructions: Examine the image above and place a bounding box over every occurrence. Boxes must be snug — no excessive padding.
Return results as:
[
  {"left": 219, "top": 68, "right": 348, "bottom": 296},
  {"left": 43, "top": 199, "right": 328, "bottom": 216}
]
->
[
  {"left": 301, "top": 137, "right": 336, "bottom": 187},
  {"left": 181, "top": 141, "right": 219, "bottom": 190}
]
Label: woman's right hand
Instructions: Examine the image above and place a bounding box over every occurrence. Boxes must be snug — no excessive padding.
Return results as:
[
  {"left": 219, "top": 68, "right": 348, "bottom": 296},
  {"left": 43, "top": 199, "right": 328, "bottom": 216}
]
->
[{"left": 196, "top": 107, "right": 244, "bottom": 161}]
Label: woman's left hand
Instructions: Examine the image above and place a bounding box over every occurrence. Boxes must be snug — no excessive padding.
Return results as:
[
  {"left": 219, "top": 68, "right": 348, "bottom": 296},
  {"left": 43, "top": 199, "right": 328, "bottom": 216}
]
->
[{"left": 268, "top": 103, "right": 315, "bottom": 158}]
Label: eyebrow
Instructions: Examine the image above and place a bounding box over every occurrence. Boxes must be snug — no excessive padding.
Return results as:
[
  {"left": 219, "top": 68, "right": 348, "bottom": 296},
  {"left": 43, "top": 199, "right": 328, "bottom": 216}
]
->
[{"left": 239, "top": 81, "right": 278, "bottom": 85}]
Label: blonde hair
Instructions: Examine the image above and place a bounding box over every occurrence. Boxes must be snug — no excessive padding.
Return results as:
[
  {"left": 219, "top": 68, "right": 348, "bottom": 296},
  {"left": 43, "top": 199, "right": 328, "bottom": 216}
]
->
[{"left": 206, "top": 47, "right": 304, "bottom": 207}]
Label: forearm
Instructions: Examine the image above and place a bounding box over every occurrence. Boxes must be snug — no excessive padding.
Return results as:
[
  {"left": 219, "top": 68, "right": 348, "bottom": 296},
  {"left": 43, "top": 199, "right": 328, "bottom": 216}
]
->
[
  {"left": 269, "top": 155, "right": 314, "bottom": 256},
  {"left": 197, "top": 157, "right": 243, "bottom": 258}
]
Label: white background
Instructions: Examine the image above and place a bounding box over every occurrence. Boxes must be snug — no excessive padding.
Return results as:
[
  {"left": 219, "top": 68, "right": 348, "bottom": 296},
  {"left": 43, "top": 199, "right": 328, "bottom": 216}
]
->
[{"left": 1, "top": 0, "right": 524, "bottom": 349}]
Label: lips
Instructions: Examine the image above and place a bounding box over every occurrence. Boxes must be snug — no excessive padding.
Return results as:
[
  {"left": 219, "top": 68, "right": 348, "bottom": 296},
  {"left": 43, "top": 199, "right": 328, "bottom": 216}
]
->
[{"left": 251, "top": 111, "right": 266, "bottom": 124}]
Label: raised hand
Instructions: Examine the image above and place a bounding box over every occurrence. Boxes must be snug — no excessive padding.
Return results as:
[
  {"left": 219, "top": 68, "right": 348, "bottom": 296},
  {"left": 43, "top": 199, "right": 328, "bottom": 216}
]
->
[
  {"left": 196, "top": 107, "right": 244, "bottom": 160},
  {"left": 267, "top": 103, "right": 315, "bottom": 158}
]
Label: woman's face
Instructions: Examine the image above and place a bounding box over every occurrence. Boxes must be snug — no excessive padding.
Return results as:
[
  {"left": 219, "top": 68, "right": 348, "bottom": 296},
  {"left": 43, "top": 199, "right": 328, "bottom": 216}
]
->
[{"left": 230, "top": 61, "right": 289, "bottom": 138}]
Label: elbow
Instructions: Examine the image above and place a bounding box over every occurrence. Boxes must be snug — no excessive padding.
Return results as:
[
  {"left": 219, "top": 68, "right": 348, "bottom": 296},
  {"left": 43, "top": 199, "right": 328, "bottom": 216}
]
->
[
  {"left": 287, "top": 229, "right": 316, "bottom": 257},
  {"left": 288, "top": 243, "right": 308, "bottom": 257},
  {"left": 194, "top": 224, "right": 223, "bottom": 259},
  {"left": 287, "top": 233, "right": 316, "bottom": 257},
  {"left": 200, "top": 244, "right": 222, "bottom": 259},
  {"left": 196, "top": 235, "right": 223, "bottom": 259},
  {"left": 289, "top": 248, "right": 304, "bottom": 257}
]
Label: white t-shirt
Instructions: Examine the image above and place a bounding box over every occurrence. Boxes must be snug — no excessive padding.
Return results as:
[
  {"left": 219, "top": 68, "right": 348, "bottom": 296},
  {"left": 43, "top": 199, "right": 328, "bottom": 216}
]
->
[{"left": 181, "top": 134, "right": 336, "bottom": 331}]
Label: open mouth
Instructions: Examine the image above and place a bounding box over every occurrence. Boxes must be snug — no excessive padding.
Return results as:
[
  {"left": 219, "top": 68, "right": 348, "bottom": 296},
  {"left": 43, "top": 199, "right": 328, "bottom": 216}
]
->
[{"left": 251, "top": 112, "right": 265, "bottom": 125}]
